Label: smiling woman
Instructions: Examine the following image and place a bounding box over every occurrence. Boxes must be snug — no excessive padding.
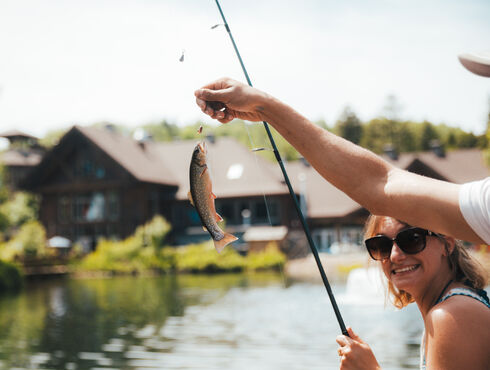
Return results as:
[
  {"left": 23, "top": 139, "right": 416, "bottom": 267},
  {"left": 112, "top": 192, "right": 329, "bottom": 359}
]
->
[{"left": 335, "top": 214, "right": 490, "bottom": 370}]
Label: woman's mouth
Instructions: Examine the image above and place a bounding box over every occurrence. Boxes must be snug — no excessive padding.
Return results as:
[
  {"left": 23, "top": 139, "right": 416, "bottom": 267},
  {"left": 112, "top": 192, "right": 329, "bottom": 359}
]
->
[{"left": 392, "top": 264, "right": 420, "bottom": 275}]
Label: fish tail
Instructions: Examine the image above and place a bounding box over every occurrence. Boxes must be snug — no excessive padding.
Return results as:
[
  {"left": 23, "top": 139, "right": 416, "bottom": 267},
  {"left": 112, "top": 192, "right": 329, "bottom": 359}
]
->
[{"left": 213, "top": 232, "right": 238, "bottom": 253}]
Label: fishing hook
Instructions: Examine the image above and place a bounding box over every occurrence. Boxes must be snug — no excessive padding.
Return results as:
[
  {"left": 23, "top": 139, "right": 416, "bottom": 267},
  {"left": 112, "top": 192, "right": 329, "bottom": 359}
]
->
[{"left": 212, "top": 0, "right": 349, "bottom": 337}]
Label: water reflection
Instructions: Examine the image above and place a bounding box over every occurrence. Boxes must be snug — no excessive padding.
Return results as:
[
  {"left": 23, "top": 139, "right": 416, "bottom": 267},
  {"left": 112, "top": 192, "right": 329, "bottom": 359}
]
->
[{"left": 0, "top": 273, "right": 422, "bottom": 369}]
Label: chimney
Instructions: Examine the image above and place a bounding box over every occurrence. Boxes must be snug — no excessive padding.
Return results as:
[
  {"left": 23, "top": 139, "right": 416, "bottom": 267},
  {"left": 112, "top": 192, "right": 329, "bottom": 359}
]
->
[
  {"left": 383, "top": 144, "right": 398, "bottom": 161},
  {"left": 103, "top": 123, "right": 117, "bottom": 133},
  {"left": 133, "top": 128, "right": 152, "bottom": 150},
  {"left": 429, "top": 140, "right": 445, "bottom": 158},
  {"left": 299, "top": 157, "right": 310, "bottom": 167}
]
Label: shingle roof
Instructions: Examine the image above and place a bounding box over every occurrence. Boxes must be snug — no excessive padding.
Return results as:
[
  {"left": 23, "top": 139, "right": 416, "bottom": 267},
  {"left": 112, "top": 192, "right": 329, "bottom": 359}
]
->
[
  {"left": 286, "top": 161, "right": 361, "bottom": 218},
  {"left": 75, "top": 126, "right": 288, "bottom": 199},
  {"left": 0, "top": 149, "right": 43, "bottom": 166},
  {"left": 75, "top": 125, "right": 179, "bottom": 186},
  {"left": 0, "top": 130, "right": 38, "bottom": 140},
  {"left": 384, "top": 148, "right": 490, "bottom": 183},
  {"left": 148, "top": 136, "right": 288, "bottom": 200}
]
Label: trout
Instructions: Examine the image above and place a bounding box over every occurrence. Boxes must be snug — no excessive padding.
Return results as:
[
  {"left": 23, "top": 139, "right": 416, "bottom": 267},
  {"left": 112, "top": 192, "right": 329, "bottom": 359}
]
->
[{"left": 188, "top": 142, "right": 237, "bottom": 252}]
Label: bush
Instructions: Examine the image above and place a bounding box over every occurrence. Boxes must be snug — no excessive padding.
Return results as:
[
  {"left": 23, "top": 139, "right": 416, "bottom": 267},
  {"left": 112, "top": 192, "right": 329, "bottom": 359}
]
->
[
  {"left": 0, "top": 192, "right": 38, "bottom": 229},
  {"left": 134, "top": 215, "right": 171, "bottom": 250},
  {"left": 174, "top": 241, "right": 286, "bottom": 273},
  {"left": 175, "top": 242, "right": 246, "bottom": 273},
  {"left": 0, "top": 259, "right": 23, "bottom": 294},
  {"left": 77, "top": 215, "right": 174, "bottom": 273},
  {"left": 245, "top": 242, "right": 286, "bottom": 271},
  {"left": 0, "top": 220, "right": 47, "bottom": 261}
]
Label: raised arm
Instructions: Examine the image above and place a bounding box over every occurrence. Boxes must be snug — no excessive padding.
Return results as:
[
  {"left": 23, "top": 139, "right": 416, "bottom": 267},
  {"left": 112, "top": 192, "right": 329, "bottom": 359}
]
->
[{"left": 194, "top": 78, "right": 485, "bottom": 244}]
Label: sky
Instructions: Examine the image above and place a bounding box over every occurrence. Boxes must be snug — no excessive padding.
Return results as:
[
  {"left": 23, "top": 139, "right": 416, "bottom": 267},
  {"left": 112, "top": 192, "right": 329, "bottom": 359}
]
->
[{"left": 0, "top": 0, "right": 489, "bottom": 140}]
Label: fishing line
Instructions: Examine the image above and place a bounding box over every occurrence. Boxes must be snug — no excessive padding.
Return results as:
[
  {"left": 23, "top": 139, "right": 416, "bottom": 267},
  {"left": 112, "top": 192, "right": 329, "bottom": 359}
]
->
[{"left": 212, "top": 0, "right": 348, "bottom": 336}]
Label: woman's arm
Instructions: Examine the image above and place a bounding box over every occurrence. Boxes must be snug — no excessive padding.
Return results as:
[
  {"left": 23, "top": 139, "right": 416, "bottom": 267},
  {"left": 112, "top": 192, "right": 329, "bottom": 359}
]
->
[{"left": 195, "top": 78, "right": 485, "bottom": 244}]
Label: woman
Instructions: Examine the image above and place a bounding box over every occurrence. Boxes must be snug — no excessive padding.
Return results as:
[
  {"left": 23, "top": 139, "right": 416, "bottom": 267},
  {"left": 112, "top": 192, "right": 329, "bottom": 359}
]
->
[{"left": 336, "top": 215, "right": 490, "bottom": 370}]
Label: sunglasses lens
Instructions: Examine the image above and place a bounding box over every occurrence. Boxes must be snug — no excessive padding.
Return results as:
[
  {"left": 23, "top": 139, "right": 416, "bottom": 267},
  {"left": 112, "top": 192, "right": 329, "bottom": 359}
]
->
[
  {"left": 365, "top": 236, "right": 393, "bottom": 260},
  {"left": 396, "top": 228, "right": 426, "bottom": 254}
]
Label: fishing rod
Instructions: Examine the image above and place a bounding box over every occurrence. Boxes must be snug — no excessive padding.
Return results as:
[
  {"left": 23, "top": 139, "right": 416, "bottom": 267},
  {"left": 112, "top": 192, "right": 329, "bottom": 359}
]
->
[{"left": 213, "top": 0, "right": 348, "bottom": 336}]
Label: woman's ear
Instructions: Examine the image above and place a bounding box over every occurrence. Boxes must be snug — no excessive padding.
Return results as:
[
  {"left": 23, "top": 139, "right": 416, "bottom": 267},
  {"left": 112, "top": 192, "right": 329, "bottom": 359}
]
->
[{"left": 442, "top": 236, "right": 456, "bottom": 256}]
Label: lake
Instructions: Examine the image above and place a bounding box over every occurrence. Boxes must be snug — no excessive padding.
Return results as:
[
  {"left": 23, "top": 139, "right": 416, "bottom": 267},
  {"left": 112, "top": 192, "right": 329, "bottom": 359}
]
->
[{"left": 0, "top": 271, "right": 423, "bottom": 370}]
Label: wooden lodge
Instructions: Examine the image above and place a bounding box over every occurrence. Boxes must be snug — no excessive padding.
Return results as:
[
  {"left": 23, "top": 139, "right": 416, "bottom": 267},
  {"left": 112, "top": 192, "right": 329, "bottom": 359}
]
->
[{"left": 5, "top": 124, "right": 488, "bottom": 253}]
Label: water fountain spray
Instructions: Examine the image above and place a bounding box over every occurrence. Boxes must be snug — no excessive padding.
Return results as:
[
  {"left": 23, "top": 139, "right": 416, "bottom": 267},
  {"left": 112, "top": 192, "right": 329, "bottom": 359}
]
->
[{"left": 212, "top": 0, "right": 349, "bottom": 336}]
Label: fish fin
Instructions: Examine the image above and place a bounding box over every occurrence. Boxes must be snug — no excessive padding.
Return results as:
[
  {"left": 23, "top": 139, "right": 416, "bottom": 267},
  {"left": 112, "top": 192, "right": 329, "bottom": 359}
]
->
[
  {"left": 211, "top": 192, "right": 217, "bottom": 199},
  {"left": 199, "top": 165, "right": 208, "bottom": 178},
  {"left": 202, "top": 226, "right": 208, "bottom": 232},
  {"left": 215, "top": 212, "right": 223, "bottom": 222},
  {"left": 213, "top": 232, "right": 238, "bottom": 253},
  {"left": 187, "top": 191, "right": 194, "bottom": 207}
]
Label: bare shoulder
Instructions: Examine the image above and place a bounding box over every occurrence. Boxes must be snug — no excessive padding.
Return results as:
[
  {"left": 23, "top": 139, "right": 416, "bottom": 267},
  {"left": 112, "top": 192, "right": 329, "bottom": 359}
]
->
[{"left": 425, "top": 295, "right": 490, "bottom": 369}]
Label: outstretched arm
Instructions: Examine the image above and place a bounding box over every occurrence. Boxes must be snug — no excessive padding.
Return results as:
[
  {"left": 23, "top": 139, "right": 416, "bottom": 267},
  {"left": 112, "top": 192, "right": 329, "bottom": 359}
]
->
[{"left": 195, "top": 78, "right": 485, "bottom": 244}]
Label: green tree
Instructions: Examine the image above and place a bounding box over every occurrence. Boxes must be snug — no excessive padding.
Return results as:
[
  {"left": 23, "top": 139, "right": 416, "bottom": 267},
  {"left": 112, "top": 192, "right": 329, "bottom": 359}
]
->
[
  {"left": 360, "top": 118, "right": 393, "bottom": 154},
  {"left": 334, "top": 106, "right": 363, "bottom": 144},
  {"left": 419, "top": 121, "right": 439, "bottom": 151}
]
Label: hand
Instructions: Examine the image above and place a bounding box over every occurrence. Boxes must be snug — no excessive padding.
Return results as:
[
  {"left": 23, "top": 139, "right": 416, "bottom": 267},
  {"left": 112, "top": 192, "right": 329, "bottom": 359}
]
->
[
  {"left": 194, "top": 77, "right": 269, "bottom": 123},
  {"left": 336, "top": 327, "right": 381, "bottom": 370}
]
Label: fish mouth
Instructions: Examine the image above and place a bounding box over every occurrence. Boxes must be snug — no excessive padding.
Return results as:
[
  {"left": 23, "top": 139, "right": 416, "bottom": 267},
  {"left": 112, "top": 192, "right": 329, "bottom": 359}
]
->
[{"left": 198, "top": 141, "right": 207, "bottom": 154}]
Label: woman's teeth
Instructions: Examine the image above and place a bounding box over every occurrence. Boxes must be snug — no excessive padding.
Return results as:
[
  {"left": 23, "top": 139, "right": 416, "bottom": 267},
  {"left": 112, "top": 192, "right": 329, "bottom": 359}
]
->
[{"left": 393, "top": 265, "right": 419, "bottom": 274}]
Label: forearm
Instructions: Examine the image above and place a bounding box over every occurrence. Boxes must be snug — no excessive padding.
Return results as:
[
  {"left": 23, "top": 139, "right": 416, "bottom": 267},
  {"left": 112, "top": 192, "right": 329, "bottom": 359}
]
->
[{"left": 258, "top": 94, "right": 484, "bottom": 243}]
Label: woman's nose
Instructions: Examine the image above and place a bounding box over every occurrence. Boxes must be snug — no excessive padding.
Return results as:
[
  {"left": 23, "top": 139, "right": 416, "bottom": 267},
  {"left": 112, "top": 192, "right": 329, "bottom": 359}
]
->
[{"left": 390, "top": 242, "right": 406, "bottom": 262}]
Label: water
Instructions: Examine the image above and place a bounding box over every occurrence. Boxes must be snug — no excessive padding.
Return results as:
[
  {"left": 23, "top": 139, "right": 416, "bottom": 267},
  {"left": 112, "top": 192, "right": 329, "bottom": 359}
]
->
[{"left": 0, "top": 271, "right": 423, "bottom": 370}]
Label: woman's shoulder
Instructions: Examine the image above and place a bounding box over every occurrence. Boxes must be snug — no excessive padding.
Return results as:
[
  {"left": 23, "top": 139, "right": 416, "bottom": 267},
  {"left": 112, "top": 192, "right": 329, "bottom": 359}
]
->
[
  {"left": 425, "top": 295, "right": 490, "bottom": 369},
  {"left": 429, "top": 291, "right": 490, "bottom": 326}
]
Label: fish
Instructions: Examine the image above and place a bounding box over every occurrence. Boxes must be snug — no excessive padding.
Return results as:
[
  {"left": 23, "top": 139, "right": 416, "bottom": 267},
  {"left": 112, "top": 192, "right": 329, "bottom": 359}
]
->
[{"left": 188, "top": 142, "right": 238, "bottom": 252}]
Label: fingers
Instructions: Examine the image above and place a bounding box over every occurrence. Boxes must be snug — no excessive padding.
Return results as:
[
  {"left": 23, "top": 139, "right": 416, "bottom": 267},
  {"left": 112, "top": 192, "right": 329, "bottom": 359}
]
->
[
  {"left": 347, "top": 327, "right": 362, "bottom": 342},
  {"left": 336, "top": 334, "right": 351, "bottom": 346}
]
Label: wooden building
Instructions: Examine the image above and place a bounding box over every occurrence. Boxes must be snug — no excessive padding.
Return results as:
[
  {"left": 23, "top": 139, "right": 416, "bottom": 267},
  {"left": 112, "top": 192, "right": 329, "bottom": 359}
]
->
[
  {"left": 16, "top": 125, "right": 490, "bottom": 252},
  {"left": 0, "top": 130, "right": 44, "bottom": 190},
  {"left": 20, "top": 126, "right": 297, "bottom": 250}
]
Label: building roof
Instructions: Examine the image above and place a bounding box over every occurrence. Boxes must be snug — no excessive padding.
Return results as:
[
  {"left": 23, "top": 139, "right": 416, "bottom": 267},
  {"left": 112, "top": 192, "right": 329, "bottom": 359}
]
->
[
  {"left": 383, "top": 148, "right": 490, "bottom": 183},
  {"left": 286, "top": 161, "right": 361, "bottom": 218},
  {"left": 148, "top": 136, "right": 288, "bottom": 200},
  {"left": 0, "top": 149, "right": 43, "bottom": 167},
  {"left": 77, "top": 126, "right": 288, "bottom": 197},
  {"left": 75, "top": 125, "right": 179, "bottom": 186},
  {"left": 0, "top": 130, "right": 38, "bottom": 140},
  {"left": 24, "top": 125, "right": 288, "bottom": 198}
]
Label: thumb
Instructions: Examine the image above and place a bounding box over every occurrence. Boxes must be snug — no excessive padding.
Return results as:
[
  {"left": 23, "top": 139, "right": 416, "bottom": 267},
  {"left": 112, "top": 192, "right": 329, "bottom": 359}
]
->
[
  {"left": 347, "top": 327, "right": 363, "bottom": 343},
  {"left": 194, "top": 87, "right": 232, "bottom": 103}
]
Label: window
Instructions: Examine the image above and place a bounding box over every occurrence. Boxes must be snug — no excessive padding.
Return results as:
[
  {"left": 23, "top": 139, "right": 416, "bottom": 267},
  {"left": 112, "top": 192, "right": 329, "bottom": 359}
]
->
[
  {"left": 73, "top": 192, "right": 105, "bottom": 221},
  {"left": 58, "top": 196, "right": 71, "bottom": 223},
  {"left": 74, "top": 154, "right": 106, "bottom": 180},
  {"left": 107, "top": 191, "right": 120, "bottom": 221}
]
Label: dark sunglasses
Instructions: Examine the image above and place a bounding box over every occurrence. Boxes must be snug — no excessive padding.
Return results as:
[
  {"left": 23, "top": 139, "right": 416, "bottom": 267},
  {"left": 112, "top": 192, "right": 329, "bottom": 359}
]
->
[{"left": 365, "top": 227, "right": 438, "bottom": 261}]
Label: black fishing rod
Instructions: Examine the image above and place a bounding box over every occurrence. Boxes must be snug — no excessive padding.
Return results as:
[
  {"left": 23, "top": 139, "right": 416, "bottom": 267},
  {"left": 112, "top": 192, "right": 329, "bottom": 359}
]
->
[{"left": 213, "top": 0, "right": 348, "bottom": 336}]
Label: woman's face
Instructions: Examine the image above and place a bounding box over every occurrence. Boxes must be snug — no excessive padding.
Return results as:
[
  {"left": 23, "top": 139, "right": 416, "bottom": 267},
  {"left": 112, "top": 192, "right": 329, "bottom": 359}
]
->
[{"left": 378, "top": 218, "right": 447, "bottom": 295}]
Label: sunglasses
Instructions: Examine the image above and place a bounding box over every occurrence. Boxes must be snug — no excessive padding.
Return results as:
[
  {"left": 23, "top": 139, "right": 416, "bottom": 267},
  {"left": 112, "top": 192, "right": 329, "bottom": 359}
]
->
[{"left": 365, "top": 227, "right": 438, "bottom": 261}]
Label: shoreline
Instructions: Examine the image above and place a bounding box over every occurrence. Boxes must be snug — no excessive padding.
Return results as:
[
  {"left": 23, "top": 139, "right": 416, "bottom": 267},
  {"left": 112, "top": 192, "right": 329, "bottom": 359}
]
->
[{"left": 285, "top": 250, "right": 490, "bottom": 284}]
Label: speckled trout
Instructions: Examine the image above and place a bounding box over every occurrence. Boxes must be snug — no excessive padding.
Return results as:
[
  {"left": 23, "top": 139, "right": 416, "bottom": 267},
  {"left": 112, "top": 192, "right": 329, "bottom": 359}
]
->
[{"left": 188, "top": 142, "right": 237, "bottom": 252}]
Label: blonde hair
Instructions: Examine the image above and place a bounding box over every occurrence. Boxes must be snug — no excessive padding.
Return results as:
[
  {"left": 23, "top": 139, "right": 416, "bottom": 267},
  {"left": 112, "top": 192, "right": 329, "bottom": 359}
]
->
[{"left": 364, "top": 214, "right": 488, "bottom": 309}]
